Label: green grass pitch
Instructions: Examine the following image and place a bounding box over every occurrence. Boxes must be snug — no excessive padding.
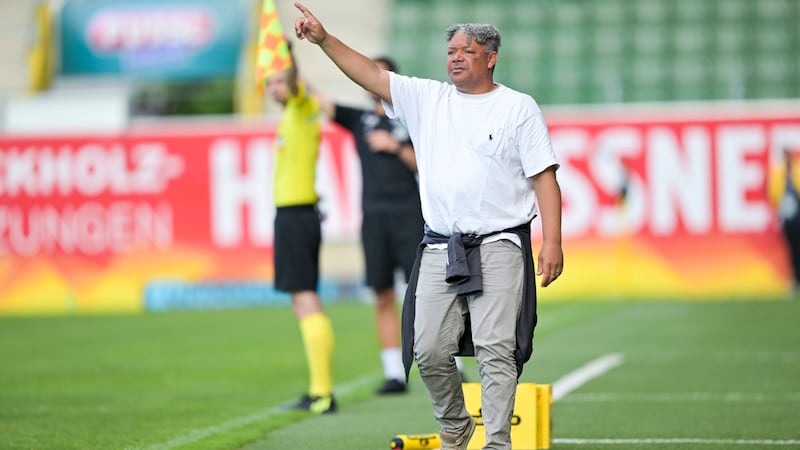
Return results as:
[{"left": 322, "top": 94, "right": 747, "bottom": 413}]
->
[{"left": 1, "top": 300, "right": 798, "bottom": 449}]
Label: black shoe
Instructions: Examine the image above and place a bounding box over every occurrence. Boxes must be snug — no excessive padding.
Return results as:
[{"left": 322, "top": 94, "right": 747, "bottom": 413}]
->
[
  {"left": 376, "top": 378, "right": 408, "bottom": 395},
  {"left": 290, "top": 393, "right": 337, "bottom": 414}
]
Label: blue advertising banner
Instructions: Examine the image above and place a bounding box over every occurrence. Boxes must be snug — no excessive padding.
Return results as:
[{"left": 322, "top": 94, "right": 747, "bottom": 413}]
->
[{"left": 60, "top": 0, "right": 247, "bottom": 79}]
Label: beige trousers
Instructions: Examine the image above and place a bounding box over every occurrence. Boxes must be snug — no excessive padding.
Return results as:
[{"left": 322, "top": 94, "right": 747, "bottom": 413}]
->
[{"left": 414, "top": 239, "right": 524, "bottom": 450}]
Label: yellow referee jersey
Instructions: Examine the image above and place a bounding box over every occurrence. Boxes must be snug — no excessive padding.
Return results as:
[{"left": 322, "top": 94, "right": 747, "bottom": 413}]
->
[{"left": 273, "top": 82, "right": 321, "bottom": 207}]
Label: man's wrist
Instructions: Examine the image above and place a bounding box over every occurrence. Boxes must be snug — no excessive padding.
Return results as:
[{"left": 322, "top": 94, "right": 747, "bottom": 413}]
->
[{"left": 394, "top": 143, "right": 404, "bottom": 155}]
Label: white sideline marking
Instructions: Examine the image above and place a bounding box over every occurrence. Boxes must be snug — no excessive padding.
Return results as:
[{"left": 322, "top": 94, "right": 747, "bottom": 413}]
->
[
  {"left": 562, "top": 392, "right": 800, "bottom": 402},
  {"left": 551, "top": 355, "right": 798, "bottom": 446},
  {"left": 553, "top": 438, "right": 800, "bottom": 446},
  {"left": 138, "top": 373, "right": 381, "bottom": 450},
  {"left": 552, "top": 353, "right": 624, "bottom": 401}
]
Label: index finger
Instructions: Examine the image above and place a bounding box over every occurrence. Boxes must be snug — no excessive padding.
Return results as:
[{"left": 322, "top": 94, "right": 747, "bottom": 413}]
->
[{"left": 294, "top": 2, "right": 312, "bottom": 17}]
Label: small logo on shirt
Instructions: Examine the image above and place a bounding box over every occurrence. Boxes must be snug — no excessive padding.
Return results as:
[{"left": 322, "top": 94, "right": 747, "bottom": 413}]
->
[{"left": 489, "top": 134, "right": 493, "bottom": 141}]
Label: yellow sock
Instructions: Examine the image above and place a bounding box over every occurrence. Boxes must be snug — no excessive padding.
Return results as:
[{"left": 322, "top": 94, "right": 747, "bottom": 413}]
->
[{"left": 299, "top": 312, "right": 334, "bottom": 397}]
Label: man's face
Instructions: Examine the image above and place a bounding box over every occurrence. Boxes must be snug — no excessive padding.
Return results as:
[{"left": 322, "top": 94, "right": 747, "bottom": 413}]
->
[
  {"left": 446, "top": 32, "right": 495, "bottom": 91},
  {"left": 266, "top": 70, "right": 291, "bottom": 105}
]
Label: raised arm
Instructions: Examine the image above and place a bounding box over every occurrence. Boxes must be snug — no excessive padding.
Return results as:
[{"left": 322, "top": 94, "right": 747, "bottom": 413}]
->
[
  {"left": 294, "top": 2, "right": 392, "bottom": 104},
  {"left": 308, "top": 82, "right": 335, "bottom": 119}
]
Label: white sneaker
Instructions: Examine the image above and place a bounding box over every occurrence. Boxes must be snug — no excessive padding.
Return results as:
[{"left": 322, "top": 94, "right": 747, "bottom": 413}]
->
[{"left": 439, "top": 417, "right": 476, "bottom": 450}]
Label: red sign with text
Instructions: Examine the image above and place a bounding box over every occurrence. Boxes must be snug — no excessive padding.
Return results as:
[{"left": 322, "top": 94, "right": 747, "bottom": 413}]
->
[{"left": 1, "top": 103, "right": 799, "bottom": 313}]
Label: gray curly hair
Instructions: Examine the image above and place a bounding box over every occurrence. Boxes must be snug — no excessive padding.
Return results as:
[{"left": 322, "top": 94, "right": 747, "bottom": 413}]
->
[{"left": 445, "top": 23, "right": 501, "bottom": 53}]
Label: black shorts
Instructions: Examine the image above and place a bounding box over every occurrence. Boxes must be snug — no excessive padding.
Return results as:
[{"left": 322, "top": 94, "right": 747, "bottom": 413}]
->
[
  {"left": 274, "top": 205, "right": 321, "bottom": 293},
  {"left": 362, "top": 209, "right": 424, "bottom": 290}
]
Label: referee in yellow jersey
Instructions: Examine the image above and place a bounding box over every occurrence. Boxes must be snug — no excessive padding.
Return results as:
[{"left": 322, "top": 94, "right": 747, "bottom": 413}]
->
[{"left": 266, "top": 53, "right": 336, "bottom": 414}]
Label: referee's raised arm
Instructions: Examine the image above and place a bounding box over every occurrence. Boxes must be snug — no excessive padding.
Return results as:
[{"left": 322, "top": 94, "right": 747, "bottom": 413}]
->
[{"left": 293, "top": 2, "right": 392, "bottom": 105}]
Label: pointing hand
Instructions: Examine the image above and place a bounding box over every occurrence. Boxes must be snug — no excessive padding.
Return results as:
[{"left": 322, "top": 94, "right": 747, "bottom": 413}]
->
[{"left": 294, "top": 2, "right": 328, "bottom": 45}]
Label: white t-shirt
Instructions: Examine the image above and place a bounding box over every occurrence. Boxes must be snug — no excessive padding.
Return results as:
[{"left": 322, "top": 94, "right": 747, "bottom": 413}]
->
[{"left": 383, "top": 73, "right": 558, "bottom": 237}]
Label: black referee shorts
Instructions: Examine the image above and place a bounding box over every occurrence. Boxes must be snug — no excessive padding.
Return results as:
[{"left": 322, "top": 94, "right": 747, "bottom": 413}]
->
[
  {"left": 361, "top": 209, "right": 424, "bottom": 291},
  {"left": 274, "top": 204, "right": 321, "bottom": 293}
]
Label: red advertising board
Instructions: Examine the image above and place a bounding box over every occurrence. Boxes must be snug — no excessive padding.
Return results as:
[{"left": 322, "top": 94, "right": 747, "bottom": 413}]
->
[
  {"left": 545, "top": 103, "right": 800, "bottom": 300},
  {"left": 1, "top": 103, "right": 799, "bottom": 313},
  {"left": 0, "top": 122, "right": 361, "bottom": 313}
]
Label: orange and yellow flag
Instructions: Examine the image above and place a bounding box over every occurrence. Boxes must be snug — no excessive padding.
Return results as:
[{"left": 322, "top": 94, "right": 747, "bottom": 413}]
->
[{"left": 255, "top": 0, "right": 292, "bottom": 89}]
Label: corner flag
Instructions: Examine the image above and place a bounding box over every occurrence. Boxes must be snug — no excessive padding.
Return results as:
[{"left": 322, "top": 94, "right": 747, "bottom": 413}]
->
[{"left": 255, "top": 0, "right": 292, "bottom": 90}]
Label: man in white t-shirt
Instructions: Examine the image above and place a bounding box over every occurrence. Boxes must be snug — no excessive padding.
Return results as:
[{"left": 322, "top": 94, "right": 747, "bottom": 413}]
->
[{"left": 294, "top": 4, "right": 564, "bottom": 449}]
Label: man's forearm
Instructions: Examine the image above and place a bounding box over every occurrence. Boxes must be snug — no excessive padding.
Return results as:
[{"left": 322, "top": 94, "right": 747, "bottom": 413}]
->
[
  {"left": 538, "top": 195, "right": 562, "bottom": 246},
  {"left": 531, "top": 168, "right": 562, "bottom": 245},
  {"left": 317, "top": 35, "right": 392, "bottom": 103},
  {"left": 294, "top": 2, "right": 392, "bottom": 102}
]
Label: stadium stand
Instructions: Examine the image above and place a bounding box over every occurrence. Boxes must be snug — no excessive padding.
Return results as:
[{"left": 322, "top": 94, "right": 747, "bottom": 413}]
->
[
  {"left": 389, "top": 0, "right": 799, "bottom": 105},
  {"left": 1, "top": 0, "right": 795, "bottom": 118}
]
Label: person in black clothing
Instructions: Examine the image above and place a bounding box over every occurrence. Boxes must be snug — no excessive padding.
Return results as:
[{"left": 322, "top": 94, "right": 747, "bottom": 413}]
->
[
  {"left": 317, "top": 57, "right": 423, "bottom": 394},
  {"left": 776, "top": 148, "right": 800, "bottom": 295}
]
